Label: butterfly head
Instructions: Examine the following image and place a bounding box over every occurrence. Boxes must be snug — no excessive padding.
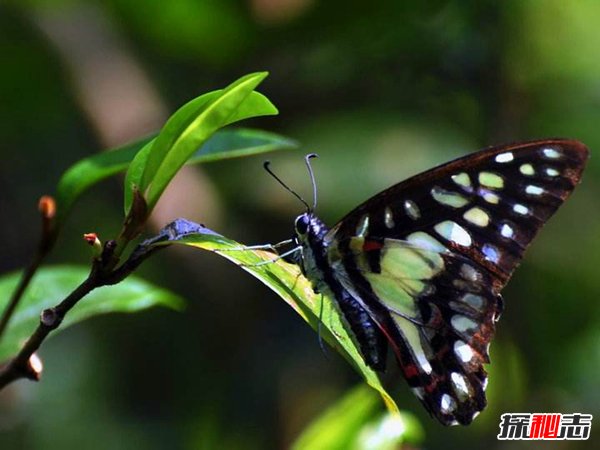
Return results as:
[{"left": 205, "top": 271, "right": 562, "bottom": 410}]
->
[
  {"left": 294, "top": 213, "right": 310, "bottom": 236},
  {"left": 293, "top": 211, "right": 327, "bottom": 242},
  {"left": 263, "top": 153, "right": 322, "bottom": 243}
]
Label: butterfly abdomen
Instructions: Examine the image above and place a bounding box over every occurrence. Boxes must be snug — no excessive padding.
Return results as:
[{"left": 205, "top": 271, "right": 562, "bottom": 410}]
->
[{"left": 297, "top": 214, "right": 388, "bottom": 370}]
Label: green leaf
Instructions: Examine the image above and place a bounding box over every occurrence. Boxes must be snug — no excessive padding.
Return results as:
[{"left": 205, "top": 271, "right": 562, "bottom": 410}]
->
[
  {"left": 291, "top": 386, "right": 380, "bottom": 450},
  {"left": 54, "top": 127, "right": 294, "bottom": 224},
  {"left": 291, "top": 385, "right": 424, "bottom": 450},
  {"left": 55, "top": 136, "right": 154, "bottom": 223},
  {"left": 188, "top": 128, "right": 297, "bottom": 164},
  {"left": 126, "top": 72, "right": 276, "bottom": 215},
  {"left": 150, "top": 230, "right": 399, "bottom": 415},
  {"left": 0, "top": 266, "right": 184, "bottom": 362}
]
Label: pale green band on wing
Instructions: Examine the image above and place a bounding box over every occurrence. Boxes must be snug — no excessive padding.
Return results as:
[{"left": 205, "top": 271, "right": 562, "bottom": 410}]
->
[
  {"left": 392, "top": 312, "right": 434, "bottom": 375},
  {"left": 452, "top": 172, "right": 471, "bottom": 187},
  {"left": 349, "top": 238, "right": 445, "bottom": 319},
  {"left": 431, "top": 186, "right": 469, "bottom": 208},
  {"left": 478, "top": 172, "right": 504, "bottom": 189}
]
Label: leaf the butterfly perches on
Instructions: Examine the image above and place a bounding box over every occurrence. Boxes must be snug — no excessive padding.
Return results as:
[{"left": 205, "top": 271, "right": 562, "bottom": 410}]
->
[{"left": 290, "top": 139, "right": 588, "bottom": 426}]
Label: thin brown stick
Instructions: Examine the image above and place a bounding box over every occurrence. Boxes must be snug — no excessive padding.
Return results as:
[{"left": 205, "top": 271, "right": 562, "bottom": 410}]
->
[
  {"left": 0, "top": 252, "right": 45, "bottom": 339},
  {"left": 0, "top": 238, "right": 164, "bottom": 390},
  {"left": 0, "top": 196, "right": 57, "bottom": 340},
  {"left": 0, "top": 274, "right": 97, "bottom": 388}
]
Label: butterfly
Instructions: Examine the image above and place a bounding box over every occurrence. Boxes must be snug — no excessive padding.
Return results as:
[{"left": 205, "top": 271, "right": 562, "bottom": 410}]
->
[{"left": 262, "top": 139, "right": 589, "bottom": 426}]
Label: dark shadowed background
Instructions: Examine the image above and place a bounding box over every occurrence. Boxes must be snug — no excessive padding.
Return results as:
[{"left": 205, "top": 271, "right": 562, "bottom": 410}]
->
[{"left": 0, "top": 1, "right": 598, "bottom": 449}]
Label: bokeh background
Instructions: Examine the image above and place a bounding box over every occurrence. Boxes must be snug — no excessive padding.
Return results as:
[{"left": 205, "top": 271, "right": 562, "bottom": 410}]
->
[{"left": 0, "top": 1, "right": 599, "bottom": 449}]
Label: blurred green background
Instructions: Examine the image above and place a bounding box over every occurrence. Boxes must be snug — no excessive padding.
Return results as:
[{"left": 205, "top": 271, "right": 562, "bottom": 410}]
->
[{"left": 0, "top": 1, "right": 598, "bottom": 449}]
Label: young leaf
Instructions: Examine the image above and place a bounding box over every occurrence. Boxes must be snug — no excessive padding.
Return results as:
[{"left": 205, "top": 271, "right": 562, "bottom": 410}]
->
[
  {"left": 291, "top": 385, "right": 423, "bottom": 450},
  {"left": 0, "top": 266, "right": 184, "bottom": 362},
  {"left": 126, "top": 72, "right": 276, "bottom": 215},
  {"left": 145, "top": 222, "right": 399, "bottom": 414},
  {"left": 54, "top": 127, "right": 294, "bottom": 225},
  {"left": 187, "top": 128, "right": 297, "bottom": 164},
  {"left": 55, "top": 136, "right": 153, "bottom": 223}
]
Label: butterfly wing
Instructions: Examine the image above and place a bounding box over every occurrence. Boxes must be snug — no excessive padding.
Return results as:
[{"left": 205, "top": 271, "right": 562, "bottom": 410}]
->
[
  {"left": 323, "top": 139, "right": 588, "bottom": 425},
  {"left": 327, "top": 139, "right": 588, "bottom": 290},
  {"left": 330, "top": 237, "right": 500, "bottom": 425}
]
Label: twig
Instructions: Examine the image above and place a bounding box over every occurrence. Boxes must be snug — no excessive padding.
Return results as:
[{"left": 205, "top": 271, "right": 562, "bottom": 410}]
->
[
  {"left": 0, "top": 273, "right": 97, "bottom": 388},
  {"left": 0, "top": 253, "right": 45, "bottom": 340},
  {"left": 0, "top": 237, "right": 164, "bottom": 390},
  {"left": 0, "top": 196, "right": 57, "bottom": 340}
]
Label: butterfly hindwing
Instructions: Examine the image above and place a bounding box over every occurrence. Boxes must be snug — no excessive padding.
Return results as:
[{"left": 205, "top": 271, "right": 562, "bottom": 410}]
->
[
  {"left": 329, "top": 237, "right": 500, "bottom": 424},
  {"left": 320, "top": 139, "right": 588, "bottom": 424}
]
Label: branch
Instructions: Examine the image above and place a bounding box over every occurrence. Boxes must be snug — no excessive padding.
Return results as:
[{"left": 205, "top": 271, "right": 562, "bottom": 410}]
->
[
  {"left": 0, "top": 196, "right": 57, "bottom": 340},
  {"left": 0, "top": 237, "right": 165, "bottom": 390},
  {"left": 0, "top": 274, "right": 96, "bottom": 388}
]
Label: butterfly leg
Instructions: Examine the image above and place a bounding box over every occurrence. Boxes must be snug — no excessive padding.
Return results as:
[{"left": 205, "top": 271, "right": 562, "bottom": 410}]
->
[
  {"left": 240, "top": 246, "right": 302, "bottom": 267},
  {"left": 317, "top": 294, "right": 330, "bottom": 360},
  {"left": 215, "top": 238, "right": 295, "bottom": 253}
]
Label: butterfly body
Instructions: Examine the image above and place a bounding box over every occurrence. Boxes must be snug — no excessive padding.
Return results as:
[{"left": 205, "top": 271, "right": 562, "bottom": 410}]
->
[
  {"left": 293, "top": 213, "right": 389, "bottom": 370},
  {"left": 289, "top": 139, "right": 589, "bottom": 426}
]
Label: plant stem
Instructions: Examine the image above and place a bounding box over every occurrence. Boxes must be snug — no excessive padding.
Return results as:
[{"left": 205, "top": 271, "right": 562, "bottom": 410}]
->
[
  {"left": 0, "top": 253, "right": 44, "bottom": 339},
  {"left": 0, "top": 196, "right": 58, "bottom": 341},
  {"left": 0, "top": 238, "right": 164, "bottom": 390},
  {"left": 0, "top": 274, "right": 97, "bottom": 389}
]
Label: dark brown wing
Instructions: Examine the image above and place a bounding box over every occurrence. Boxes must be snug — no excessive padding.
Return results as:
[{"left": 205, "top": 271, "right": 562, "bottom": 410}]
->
[{"left": 326, "top": 139, "right": 589, "bottom": 291}]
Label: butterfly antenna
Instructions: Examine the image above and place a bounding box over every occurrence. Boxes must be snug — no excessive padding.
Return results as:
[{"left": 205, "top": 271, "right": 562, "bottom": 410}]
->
[
  {"left": 305, "top": 153, "right": 319, "bottom": 211},
  {"left": 263, "top": 161, "right": 310, "bottom": 211}
]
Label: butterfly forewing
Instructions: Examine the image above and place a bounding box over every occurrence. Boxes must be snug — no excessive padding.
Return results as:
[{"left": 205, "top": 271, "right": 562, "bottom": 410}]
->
[
  {"left": 327, "top": 139, "right": 588, "bottom": 289},
  {"left": 322, "top": 139, "right": 588, "bottom": 425}
]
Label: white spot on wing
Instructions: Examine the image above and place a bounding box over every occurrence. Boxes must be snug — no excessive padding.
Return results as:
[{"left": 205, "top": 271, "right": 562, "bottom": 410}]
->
[
  {"left": 384, "top": 207, "right": 395, "bottom": 229},
  {"left": 482, "top": 243, "right": 500, "bottom": 263},
  {"left": 356, "top": 215, "right": 370, "bottom": 237},
  {"left": 451, "top": 315, "right": 478, "bottom": 333},
  {"left": 462, "top": 293, "right": 485, "bottom": 310},
  {"left": 495, "top": 152, "right": 514, "bottom": 163},
  {"left": 404, "top": 200, "right": 420, "bottom": 220},
  {"left": 451, "top": 372, "right": 470, "bottom": 398},
  {"left": 500, "top": 223, "right": 514, "bottom": 238},
  {"left": 440, "top": 394, "right": 457, "bottom": 414},
  {"left": 454, "top": 340, "right": 474, "bottom": 363},
  {"left": 546, "top": 167, "right": 560, "bottom": 177},
  {"left": 543, "top": 148, "right": 561, "bottom": 159},
  {"left": 434, "top": 221, "right": 472, "bottom": 247},
  {"left": 513, "top": 203, "right": 529, "bottom": 215},
  {"left": 525, "top": 185, "right": 544, "bottom": 196}
]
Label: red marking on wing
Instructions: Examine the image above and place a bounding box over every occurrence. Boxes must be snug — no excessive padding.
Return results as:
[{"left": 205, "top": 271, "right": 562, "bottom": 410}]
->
[
  {"left": 402, "top": 364, "right": 420, "bottom": 379},
  {"left": 363, "top": 239, "right": 383, "bottom": 252}
]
